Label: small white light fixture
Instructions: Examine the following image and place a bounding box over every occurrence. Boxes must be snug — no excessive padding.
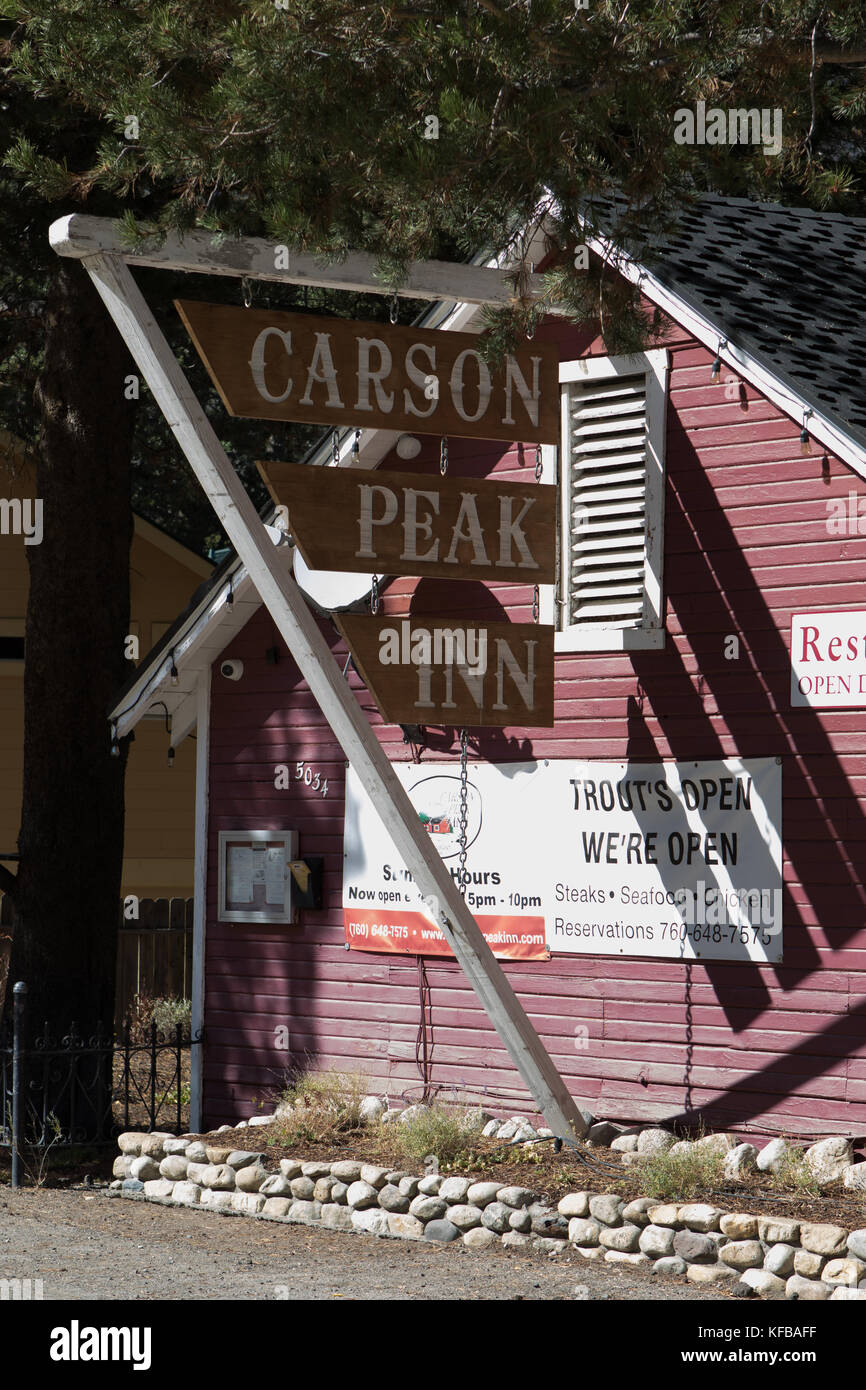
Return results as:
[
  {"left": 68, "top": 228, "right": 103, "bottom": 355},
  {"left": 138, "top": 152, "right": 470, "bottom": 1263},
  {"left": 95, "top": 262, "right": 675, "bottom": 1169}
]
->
[{"left": 395, "top": 434, "right": 422, "bottom": 460}]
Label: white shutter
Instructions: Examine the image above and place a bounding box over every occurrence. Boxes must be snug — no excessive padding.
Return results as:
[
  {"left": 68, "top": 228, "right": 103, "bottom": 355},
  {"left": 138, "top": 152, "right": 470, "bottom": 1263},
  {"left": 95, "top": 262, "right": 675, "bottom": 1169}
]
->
[
  {"left": 556, "top": 350, "right": 669, "bottom": 651},
  {"left": 565, "top": 372, "right": 649, "bottom": 628}
]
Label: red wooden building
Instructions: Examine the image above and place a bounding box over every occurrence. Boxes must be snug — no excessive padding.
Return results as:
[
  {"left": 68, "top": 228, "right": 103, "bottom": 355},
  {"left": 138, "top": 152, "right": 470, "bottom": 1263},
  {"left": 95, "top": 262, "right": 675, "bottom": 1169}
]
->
[{"left": 113, "top": 196, "right": 866, "bottom": 1141}]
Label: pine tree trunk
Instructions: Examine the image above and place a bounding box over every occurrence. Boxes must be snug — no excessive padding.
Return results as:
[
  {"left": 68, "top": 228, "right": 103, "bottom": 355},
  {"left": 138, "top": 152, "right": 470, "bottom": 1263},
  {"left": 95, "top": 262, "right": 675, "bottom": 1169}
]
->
[{"left": 4, "top": 260, "right": 133, "bottom": 1050}]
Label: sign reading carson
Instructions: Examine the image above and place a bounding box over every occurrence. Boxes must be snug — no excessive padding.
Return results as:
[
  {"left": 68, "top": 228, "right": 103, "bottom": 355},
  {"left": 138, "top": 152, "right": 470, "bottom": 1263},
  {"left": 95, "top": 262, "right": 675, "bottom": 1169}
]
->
[
  {"left": 335, "top": 615, "right": 554, "bottom": 727},
  {"left": 257, "top": 461, "right": 556, "bottom": 584},
  {"left": 176, "top": 300, "right": 559, "bottom": 443}
]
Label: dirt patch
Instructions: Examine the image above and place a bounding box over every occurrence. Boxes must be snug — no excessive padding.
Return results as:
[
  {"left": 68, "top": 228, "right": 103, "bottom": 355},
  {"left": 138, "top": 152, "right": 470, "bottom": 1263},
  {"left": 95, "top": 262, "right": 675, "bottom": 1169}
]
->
[{"left": 193, "top": 1122, "right": 866, "bottom": 1229}]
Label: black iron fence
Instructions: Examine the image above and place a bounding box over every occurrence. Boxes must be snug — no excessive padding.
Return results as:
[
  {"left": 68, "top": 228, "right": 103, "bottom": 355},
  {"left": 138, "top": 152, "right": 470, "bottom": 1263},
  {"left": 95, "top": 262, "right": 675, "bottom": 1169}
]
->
[{"left": 1, "top": 982, "right": 201, "bottom": 1175}]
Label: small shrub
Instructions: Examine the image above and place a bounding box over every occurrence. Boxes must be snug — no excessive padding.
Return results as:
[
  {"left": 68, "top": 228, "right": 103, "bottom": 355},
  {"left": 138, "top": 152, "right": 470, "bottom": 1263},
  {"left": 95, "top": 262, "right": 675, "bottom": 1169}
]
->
[
  {"left": 151, "top": 997, "right": 192, "bottom": 1036},
  {"left": 2, "top": 1103, "right": 62, "bottom": 1188},
  {"left": 163, "top": 1082, "right": 191, "bottom": 1108},
  {"left": 637, "top": 1146, "right": 727, "bottom": 1201},
  {"left": 122, "top": 990, "right": 157, "bottom": 1042},
  {"left": 384, "top": 1104, "right": 483, "bottom": 1169},
  {"left": 272, "top": 1069, "right": 370, "bottom": 1146},
  {"left": 769, "top": 1147, "right": 823, "bottom": 1195},
  {"left": 123, "top": 992, "right": 191, "bottom": 1041}
]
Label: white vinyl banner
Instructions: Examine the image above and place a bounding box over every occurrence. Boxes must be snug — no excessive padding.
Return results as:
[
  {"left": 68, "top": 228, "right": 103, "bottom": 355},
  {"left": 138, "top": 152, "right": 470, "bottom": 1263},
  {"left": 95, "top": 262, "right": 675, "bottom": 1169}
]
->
[
  {"left": 540, "top": 758, "right": 782, "bottom": 963},
  {"left": 343, "top": 757, "right": 783, "bottom": 963}
]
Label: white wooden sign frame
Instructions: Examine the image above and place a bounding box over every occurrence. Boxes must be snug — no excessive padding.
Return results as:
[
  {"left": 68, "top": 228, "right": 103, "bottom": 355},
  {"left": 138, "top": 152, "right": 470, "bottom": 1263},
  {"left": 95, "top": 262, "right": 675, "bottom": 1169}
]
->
[{"left": 49, "top": 215, "right": 587, "bottom": 1140}]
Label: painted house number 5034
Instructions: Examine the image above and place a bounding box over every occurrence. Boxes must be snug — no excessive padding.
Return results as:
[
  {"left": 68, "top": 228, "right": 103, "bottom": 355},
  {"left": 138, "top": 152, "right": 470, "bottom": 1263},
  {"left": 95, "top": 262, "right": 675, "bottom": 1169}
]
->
[{"left": 297, "top": 761, "right": 328, "bottom": 797}]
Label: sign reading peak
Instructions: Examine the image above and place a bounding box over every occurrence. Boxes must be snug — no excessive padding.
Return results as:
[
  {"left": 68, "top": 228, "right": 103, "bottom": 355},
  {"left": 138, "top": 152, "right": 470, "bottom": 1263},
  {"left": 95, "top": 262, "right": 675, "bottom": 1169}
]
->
[
  {"left": 258, "top": 461, "right": 556, "bottom": 584},
  {"left": 176, "top": 300, "right": 559, "bottom": 443}
]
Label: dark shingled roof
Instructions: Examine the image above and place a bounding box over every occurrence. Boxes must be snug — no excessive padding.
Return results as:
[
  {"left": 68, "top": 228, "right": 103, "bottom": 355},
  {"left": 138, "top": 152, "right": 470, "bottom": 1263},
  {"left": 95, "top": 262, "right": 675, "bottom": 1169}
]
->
[{"left": 635, "top": 193, "right": 866, "bottom": 455}]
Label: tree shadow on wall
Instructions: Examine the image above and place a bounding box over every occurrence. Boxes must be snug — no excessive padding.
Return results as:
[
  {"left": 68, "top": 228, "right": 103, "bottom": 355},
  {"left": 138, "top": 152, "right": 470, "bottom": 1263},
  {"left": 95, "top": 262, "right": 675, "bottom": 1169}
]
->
[{"left": 629, "top": 410, "right": 866, "bottom": 1130}]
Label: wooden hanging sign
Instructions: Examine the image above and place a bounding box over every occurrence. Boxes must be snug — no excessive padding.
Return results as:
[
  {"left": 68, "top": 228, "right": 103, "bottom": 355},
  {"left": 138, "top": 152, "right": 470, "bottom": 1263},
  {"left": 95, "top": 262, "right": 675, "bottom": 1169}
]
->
[
  {"left": 336, "top": 615, "right": 555, "bottom": 728},
  {"left": 176, "top": 300, "right": 559, "bottom": 443},
  {"left": 258, "top": 460, "right": 556, "bottom": 584}
]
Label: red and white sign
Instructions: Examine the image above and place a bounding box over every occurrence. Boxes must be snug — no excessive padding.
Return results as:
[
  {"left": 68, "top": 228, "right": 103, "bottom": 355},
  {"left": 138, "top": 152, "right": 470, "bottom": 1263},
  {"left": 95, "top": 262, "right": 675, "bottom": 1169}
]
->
[
  {"left": 342, "top": 763, "right": 548, "bottom": 960},
  {"left": 791, "top": 609, "right": 866, "bottom": 707}
]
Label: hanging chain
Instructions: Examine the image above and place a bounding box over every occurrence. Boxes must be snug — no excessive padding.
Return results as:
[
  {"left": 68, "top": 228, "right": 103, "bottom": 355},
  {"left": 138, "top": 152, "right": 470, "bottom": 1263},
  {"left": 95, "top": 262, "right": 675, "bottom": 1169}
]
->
[
  {"left": 535, "top": 443, "right": 543, "bottom": 482},
  {"left": 242, "top": 276, "right": 252, "bottom": 308},
  {"left": 332, "top": 429, "right": 340, "bottom": 466},
  {"left": 457, "top": 727, "right": 469, "bottom": 896},
  {"left": 352, "top": 428, "right": 361, "bottom": 462},
  {"left": 532, "top": 585, "right": 540, "bottom": 623},
  {"left": 440, "top": 435, "right": 448, "bottom": 476},
  {"left": 370, "top": 573, "right": 380, "bottom": 614},
  {"left": 389, "top": 292, "right": 399, "bottom": 325}
]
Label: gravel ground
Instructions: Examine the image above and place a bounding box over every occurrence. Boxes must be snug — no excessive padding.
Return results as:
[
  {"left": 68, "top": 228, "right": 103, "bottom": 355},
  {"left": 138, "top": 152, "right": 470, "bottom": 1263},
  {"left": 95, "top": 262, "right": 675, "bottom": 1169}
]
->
[{"left": 0, "top": 1186, "right": 731, "bottom": 1302}]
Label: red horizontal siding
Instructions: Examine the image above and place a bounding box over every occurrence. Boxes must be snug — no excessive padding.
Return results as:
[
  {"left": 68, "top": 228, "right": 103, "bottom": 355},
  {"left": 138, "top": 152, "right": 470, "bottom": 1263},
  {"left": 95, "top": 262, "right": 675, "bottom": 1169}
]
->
[{"left": 201, "top": 315, "right": 866, "bottom": 1140}]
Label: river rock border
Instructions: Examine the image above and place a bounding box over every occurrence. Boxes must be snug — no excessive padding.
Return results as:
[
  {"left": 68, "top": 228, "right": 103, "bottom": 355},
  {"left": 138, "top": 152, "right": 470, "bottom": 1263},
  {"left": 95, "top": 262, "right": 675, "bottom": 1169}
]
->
[{"left": 110, "top": 1132, "right": 866, "bottom": 1301}]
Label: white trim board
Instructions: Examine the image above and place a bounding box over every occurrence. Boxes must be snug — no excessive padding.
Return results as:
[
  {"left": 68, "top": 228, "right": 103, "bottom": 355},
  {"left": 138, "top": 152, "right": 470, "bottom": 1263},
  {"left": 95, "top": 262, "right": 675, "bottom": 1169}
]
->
[
  {"left": 50, "top": 214, "right": 544, "bottom": 307},
  {"left": 189, "top": 666, "right": 210, "bottom": 1133}
]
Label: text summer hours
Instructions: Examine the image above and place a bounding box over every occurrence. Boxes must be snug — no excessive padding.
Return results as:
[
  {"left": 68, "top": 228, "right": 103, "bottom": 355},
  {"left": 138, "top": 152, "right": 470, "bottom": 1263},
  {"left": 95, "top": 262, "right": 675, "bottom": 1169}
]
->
[{"left": 569, "top": 772, "right": 754, "bottom": 867}]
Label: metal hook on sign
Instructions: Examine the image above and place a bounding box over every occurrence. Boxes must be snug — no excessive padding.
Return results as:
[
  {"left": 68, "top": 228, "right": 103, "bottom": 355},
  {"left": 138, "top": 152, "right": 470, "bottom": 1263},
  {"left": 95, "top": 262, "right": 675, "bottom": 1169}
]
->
[
  {"left": 242, "top": 276, "right": 252, "bottom": 308},
  {"left": 535, "top": 444, "right": 543, "bottom": 482},
  {"left": 389, "top": 292, "right": 399, "bottom": 325},
  {"left": 440, "top": 436, "right": 448, "bottom": 476},
  {"left": 370, "top": 574, "right": 380, "bottom": 615}
]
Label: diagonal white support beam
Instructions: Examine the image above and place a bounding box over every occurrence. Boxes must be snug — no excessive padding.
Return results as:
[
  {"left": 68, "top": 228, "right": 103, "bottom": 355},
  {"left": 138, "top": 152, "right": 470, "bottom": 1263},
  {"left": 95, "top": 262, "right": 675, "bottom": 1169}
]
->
[
  {"left": 50, "top": 214, "right": 543, "bottom": 307},
  {"left": 74, "top": 247, "right": 588, "bottom": 1140}
]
